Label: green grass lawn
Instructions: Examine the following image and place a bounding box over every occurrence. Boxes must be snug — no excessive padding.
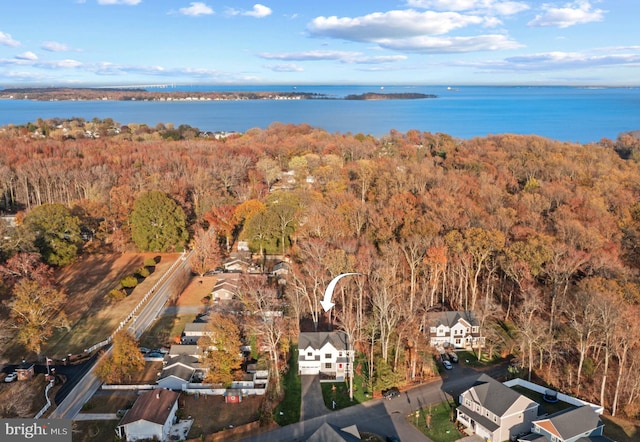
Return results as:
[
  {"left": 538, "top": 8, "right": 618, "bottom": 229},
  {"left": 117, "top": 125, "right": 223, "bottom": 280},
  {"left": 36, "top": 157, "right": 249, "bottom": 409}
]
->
[
  {"left": 510, "top": 385, "right": 574, "bottom": 415},
  {"left": 274, "top": 344, "right": 301, "bottom": 426},
  {"left": 411, "top": 401, "right": 462, "bottom": 442},
  {"left": 138, "top": 313, "right": 196, "bottom": 349},
  {"left": 320, "top": 355, "right": 372, "bottom": 410}
]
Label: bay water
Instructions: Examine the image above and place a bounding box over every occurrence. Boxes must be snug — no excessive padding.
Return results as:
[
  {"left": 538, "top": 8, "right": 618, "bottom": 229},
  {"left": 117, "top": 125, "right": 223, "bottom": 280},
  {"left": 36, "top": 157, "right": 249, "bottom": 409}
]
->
[{"left": 1, "top": 85, "right": 639, "bottom": 143}]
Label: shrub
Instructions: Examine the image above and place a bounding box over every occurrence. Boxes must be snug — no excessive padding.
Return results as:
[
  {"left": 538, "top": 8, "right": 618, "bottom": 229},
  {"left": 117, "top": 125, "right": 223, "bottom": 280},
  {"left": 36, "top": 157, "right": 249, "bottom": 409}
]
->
[
  {"left": 144, "top": 257, "right": 157, "bottom": 267},
  {"left": 120, "top": 275, "right": 138, "bottom": 289},
  {"left": 136, "top": 267, "right": 150, "bottom": 278},
  {"left": 108, "top": 288, "right": 127, "bottom": 301}
]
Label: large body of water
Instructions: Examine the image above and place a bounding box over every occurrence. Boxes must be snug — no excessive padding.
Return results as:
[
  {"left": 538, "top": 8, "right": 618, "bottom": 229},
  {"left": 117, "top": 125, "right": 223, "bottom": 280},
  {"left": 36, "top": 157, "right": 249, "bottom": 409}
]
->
[{"left": 1, "top": 85, "right": 639, "bottom": 143}]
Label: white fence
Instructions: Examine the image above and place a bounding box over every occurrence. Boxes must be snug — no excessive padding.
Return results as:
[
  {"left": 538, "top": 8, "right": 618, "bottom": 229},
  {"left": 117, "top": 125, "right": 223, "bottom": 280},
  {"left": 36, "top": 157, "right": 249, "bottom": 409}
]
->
[
  {"left": 102, "top": 384, "right": 156, "bottom": 391},
  {"left": 503, "top": 378, "right": 604, "bottom": 414},
  {"left": 101, "top": 383, "right": 266, "bottom": 396},
  {"left": 34, "top": 379, "right": 55, "bottom": 418},
  {"left": 84, "top": 251, "right": 186, "bottom": 354}
]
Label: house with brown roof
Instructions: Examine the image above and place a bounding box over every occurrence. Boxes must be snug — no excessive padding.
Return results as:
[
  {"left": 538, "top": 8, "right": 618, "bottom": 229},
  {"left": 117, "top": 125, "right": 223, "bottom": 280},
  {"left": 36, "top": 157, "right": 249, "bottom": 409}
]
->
[{"left": 116, "top": 388, "right": 180, "bottom": 442}]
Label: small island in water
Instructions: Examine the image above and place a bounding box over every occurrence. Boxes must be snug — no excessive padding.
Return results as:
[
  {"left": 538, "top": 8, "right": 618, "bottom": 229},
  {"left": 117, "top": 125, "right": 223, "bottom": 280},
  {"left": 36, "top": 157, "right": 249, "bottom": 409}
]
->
[{"left": 0, "top": 87, "right": 437, "bottom": 102}]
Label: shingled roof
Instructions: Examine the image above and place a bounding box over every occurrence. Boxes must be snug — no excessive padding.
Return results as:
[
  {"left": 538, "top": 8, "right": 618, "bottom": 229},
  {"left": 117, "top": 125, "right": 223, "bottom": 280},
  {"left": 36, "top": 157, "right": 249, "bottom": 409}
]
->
[
  {"left": 119, "top": 389, "right": 179, "bottom": 426},
  {"left": 299, "top": 331, "right": 349, "bottom": 351},
  {"left": 535, "top": 406, "right": 603, "bottom": 441},
  {"left": 467, "top": 374, "right": 533, "bottom": 416}
]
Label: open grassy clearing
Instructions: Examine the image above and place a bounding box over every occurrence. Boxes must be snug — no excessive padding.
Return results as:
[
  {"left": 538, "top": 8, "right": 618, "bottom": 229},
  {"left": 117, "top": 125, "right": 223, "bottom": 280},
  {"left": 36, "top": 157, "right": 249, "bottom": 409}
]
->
[
  {"left": 1, "top": 253, "right": 181, "bottom": 363},
  {"left": 139, "top": 314, "right": 197, "bottom": 349}
]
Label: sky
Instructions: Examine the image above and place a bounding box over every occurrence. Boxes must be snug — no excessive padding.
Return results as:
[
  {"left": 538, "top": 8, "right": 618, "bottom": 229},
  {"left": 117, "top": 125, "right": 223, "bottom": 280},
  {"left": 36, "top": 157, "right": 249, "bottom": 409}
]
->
[{"left": 0, "top": 0, "right": 638, "bottom": 87}]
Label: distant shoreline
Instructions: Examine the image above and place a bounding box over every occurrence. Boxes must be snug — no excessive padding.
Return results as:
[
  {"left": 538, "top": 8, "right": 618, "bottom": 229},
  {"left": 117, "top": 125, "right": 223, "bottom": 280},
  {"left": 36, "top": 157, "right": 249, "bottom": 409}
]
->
[{"left": 0, "top": 87, "right": 437, "bottom": 102}]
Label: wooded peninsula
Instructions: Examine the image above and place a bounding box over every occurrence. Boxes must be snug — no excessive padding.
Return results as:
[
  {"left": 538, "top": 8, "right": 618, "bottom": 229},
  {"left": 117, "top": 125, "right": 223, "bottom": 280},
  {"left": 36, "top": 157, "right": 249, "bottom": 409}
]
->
[
  {"left": 1, "top": 117, "right": 640, "bottom": 425},
  {"left": 0, "top": 87, "right": 436, "bottom": 101}
]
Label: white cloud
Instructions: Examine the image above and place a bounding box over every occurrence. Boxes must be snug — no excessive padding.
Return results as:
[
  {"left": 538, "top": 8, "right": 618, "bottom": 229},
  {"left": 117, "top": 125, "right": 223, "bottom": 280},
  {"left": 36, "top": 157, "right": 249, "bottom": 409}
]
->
[
  {"left": 97, "top": 0, "right": 142, "bottom": 5},
  {"left": 379, "top": 34, "right": 522, "bottom": 53},
  {"left": 179, "top": 2, "right": 214, "bottom": 16},
  {"left": 406, "top": 0, "right": 529, "bottom": 15},
  {"left": 42, "top": 41, "right": 71, "bottom": 52},
  {"left": 266, "top": 64, "right": 304, "bottom": 72},
  {"left": 244, "top": 4, "right": 272, "bottom": 18},
  {"left": 343, "top": 55, "right": 409, "bottom": 64},
  {"left": 528, "top": 1, "right": 606, "bottom": 28},
  {"left": 463, "top": 49, "right": 640, "bottom": 71},
  {"left": 308, "top": 10, "right": 489, "bottom": 41},
  {"left": 259, "top": 50, "right": 360, "bottom": 61},
  {"left": 15, "top": 51, "right": 38, "bottom": 61},
  {"left": 0, "top": 31, "right": 20, "bottom": 47},
  {"left": 227, "top": 4, "right": 273, "bottom": 18}
]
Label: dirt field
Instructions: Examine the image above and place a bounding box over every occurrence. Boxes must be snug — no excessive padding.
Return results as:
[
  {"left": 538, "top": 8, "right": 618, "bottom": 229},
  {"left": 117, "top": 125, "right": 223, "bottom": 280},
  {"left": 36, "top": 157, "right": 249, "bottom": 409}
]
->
[
  {"left": 0, "top": 253, "right": 181, "bottom": 363},
  {"left": 178, "top": 274, "right": 221, "bottom": 306}
]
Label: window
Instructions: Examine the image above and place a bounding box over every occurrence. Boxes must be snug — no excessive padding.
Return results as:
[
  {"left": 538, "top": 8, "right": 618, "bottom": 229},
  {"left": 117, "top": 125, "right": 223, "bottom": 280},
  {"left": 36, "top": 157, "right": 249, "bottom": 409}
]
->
[
  {"left": 307, "top": 352, "right": 313, "bottom": 357},
  {"left": 324, "top": 363, "right": 332, "bottom": 369},
  {"left": 472, "top": 326, "right": 479, "bottom": 333},
  {"left": 325, "top": 353, "right": 332, "bottom": 359}
]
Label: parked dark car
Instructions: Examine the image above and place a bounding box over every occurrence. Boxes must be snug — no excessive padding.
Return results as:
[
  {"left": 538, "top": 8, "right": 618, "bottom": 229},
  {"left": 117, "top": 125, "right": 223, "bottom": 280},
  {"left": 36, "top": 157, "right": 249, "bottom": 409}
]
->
[{"left": 382, "top": 387, "right": 400, "bottom": 400}]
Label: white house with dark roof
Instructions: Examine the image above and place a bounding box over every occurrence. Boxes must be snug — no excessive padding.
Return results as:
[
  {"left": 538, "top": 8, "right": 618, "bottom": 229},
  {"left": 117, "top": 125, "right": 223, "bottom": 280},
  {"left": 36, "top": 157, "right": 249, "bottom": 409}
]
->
[
  {"left": 457, "top": 374, "right": 540, "bottom": 442},
  {"left": 157, "top": 364, "right": 194, "bottom": 391},
  {"left": 298, "top": 331, "right": 354, "bottom": 381},
  {"left": 427, "top": 311, "right": 485, "bottom": 349},
  {"left": 181, "top": 322, "right": 211, "bottom": 344},
  {"left": 168, "top": 344, "right": 202, "bottom": 359},
  {"left": 116, "top": 388, "right": 180, "bottom": 442},
  {"left": 519, "top": 406, "right": 611, "bottom": 442},
  {"left": 212, "top": 279, "right": 238, "bottom": 301}
]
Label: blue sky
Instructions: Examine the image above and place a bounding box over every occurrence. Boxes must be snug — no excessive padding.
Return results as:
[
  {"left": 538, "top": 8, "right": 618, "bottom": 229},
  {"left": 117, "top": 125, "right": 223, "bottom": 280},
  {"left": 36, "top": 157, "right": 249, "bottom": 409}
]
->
[{"left": 0, "top": 0, "right": 638, "bottom": 86}]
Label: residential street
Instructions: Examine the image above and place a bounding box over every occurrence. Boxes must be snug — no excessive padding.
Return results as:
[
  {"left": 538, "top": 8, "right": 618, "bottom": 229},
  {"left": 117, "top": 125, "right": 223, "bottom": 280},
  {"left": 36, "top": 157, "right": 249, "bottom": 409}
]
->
[{"left": 242, "top": 361, "right": 508, "bottom": 441}]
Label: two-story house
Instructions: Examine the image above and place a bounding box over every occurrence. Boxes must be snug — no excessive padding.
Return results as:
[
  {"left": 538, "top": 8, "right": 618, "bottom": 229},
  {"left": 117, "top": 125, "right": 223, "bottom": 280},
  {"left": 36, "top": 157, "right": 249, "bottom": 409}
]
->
[
  {"left": 298, "top": 331, "right": 354, "bottom": 381},
  {"left": 427, "top": 311, "right": 485, "bottom": 349},
  {"left": 457, "top": 374, "right": 540, "bottom": 442},
  {"left": 519, "top": 406, "right": 611, "bottom": 442}
]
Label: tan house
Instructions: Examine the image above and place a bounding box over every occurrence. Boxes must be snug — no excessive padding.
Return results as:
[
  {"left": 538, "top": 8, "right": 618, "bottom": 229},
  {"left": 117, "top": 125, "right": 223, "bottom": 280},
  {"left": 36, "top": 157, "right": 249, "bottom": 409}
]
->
[
  {"left": 116, "top": 389, "right": 180, "bottom": 442},
  {"left": 457, "top": 374, "right": 540, "bottom": 442}
]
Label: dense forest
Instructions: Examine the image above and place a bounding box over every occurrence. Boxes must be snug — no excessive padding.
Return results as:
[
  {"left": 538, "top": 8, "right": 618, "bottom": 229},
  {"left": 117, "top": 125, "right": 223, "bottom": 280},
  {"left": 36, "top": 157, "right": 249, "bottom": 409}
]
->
[{"left": 2, "top": 117, "right": 640, "bottom": 419}]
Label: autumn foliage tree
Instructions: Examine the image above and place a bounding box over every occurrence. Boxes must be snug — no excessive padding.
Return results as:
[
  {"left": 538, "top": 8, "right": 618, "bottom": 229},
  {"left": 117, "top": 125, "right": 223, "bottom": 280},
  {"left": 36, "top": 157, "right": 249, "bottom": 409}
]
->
[
  {"left": 198, "top": 313, "right": 244, "bottom": 386},
  {"left": 94, "top": 330, "right": 145, "bottom": 384},
  {"left": 9, "top": 279, "right": 68, "bottom": 354}
]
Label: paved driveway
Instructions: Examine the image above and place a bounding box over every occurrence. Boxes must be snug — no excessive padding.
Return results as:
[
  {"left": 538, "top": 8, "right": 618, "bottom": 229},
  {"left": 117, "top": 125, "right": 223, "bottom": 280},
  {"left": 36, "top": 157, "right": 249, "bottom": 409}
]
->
[
  {"left": 300, "top": 375, "right": 328, "bottom": 421},
  {"left": 242, "top": 360, "right": 509, "bottom": 441}
]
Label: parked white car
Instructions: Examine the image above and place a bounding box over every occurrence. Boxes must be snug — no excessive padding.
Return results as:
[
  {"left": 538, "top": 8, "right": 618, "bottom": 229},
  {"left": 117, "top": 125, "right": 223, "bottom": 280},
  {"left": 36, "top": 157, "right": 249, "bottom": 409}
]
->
[{"left": 4, "top": 372, "right": 17, "bottom": 382}]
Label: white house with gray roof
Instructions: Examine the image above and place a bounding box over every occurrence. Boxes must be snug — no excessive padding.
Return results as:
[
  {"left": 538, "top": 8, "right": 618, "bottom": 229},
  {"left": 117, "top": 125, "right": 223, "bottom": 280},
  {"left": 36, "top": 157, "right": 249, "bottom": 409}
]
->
[
  {"left": 298, "top": 331, "right": 354, "bottom": 381},
  {"left": 428, "top": 310, "right": 485, "bottom": 349},
  {"left": 457, "top": 374, "right": 540, "bottom": 442}
]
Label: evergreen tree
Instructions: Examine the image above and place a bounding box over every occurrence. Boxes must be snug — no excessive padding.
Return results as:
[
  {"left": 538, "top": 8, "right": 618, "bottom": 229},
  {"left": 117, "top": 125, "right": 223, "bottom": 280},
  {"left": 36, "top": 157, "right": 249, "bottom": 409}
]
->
[
  {"left": 130, "top": 191, "right": 188, "bottom": 252},
  {"left": 22, "top": 203, "right": 81, "bottom": 266}
]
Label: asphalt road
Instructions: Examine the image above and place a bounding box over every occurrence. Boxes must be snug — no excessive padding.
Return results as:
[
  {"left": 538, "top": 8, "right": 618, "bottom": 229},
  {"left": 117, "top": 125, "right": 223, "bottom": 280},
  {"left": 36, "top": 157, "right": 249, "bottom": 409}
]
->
[
  {"left": 242, "top": 361, "right": 508, "bottom": 442},
  {"left": 49, "top": 251, "right": 193, "bottom": 419}
]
